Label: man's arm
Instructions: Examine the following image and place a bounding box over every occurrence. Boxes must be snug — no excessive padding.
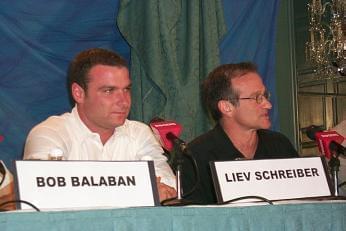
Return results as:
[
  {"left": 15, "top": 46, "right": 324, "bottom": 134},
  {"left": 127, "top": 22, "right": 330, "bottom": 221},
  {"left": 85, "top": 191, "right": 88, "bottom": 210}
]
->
[
  {"left": 156, "top": 177, "right": 177, "bottom": 202},
  {"left": 134, "top": 123, "right": 177, "bottom": 200}
]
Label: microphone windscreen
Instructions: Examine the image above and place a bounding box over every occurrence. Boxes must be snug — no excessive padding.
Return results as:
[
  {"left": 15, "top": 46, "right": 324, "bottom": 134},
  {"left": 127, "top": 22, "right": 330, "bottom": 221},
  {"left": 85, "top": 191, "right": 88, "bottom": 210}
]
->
[
  {"left": 329, "top": 141, "right": 345, "bottom": 156},
  {"left": 150, "top": 120, "right": 182, "bottom": 151},
  {"left": 305, "top": 125, "right": 324, "bottom": 141},
  {"left": 315, "top": 131, "right": 344, "bottom": 159}
]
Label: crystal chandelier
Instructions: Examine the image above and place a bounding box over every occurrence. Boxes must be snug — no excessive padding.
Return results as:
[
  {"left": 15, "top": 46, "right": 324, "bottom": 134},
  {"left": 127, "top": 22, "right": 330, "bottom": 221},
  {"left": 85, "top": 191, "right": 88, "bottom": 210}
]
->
[{"left": 305, "top": 0, "right": 346, "bottom": 78}]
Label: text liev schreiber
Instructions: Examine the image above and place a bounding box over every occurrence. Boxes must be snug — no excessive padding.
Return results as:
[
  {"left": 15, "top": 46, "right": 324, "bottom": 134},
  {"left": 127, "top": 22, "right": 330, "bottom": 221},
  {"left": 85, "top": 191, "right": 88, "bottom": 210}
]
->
[{"left": 225, "top": 168, "right": 319, "bottom": 182}]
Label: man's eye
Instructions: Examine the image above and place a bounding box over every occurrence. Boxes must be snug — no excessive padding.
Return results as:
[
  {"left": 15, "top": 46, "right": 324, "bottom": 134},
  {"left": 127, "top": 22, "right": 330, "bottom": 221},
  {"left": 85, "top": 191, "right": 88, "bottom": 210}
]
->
[{"left": 104, "top": 89, "right": 113, "bottom": 94}]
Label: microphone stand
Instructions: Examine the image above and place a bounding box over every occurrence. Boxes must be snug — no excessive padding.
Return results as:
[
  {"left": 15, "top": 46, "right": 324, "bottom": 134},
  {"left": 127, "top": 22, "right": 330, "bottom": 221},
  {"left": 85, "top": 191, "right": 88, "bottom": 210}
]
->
[
  {"left": 328, "top": 155, "right": 340, "bottom": 196},
  {"left": 328, "top": 142, "right": 343, "bottom": 196},
  {"left": 175, "top": 157, "right": 184, "bottom": 201},
  {"left": 161, "top": 143, "right": 192, "bottom": 206}
]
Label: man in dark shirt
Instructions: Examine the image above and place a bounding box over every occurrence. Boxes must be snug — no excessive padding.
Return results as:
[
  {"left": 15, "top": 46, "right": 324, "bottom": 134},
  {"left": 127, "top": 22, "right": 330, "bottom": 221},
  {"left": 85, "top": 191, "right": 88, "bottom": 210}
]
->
[{"left": 182, "top": 62, "right": 298, "bottom": 205}]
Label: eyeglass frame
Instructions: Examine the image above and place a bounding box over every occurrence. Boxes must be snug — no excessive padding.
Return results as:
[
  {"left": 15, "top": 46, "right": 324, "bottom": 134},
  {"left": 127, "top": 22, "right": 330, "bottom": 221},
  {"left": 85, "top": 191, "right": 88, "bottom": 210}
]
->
[{"left": 230, "top": 90, "right": 271, "bottom": 104}]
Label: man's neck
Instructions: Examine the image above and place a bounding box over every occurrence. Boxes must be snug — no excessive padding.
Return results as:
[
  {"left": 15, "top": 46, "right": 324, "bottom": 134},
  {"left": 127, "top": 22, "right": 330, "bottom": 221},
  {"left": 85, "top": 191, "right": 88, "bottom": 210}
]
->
[
  {"left": 84, "top": 124, "right": 114, "bottom": 145},
  {"left": 76, "top": 106, "right": 114, "bottom": 145},
  {"left": 98, "top": 131, "right": 114, "bottom": 145},
  {"left": 220, "top": 119, "right": 258, "bottom": 159}
]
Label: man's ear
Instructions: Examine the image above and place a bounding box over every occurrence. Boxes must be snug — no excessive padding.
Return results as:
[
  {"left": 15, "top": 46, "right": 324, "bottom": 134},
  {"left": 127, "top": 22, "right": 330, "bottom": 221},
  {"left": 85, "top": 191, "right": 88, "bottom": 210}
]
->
[
  {"left": 71, "top": 83, "right": 85, "bottom": 103},
  {"left": 218, "top": 100, "right": 234, "bottom": 115}
]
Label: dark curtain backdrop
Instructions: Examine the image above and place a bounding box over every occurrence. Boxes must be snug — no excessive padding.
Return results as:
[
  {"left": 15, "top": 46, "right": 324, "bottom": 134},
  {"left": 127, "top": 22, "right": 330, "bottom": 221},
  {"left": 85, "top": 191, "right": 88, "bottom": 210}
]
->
[{"left": 0, "top": 0, "right": 280, "bottom": 171}]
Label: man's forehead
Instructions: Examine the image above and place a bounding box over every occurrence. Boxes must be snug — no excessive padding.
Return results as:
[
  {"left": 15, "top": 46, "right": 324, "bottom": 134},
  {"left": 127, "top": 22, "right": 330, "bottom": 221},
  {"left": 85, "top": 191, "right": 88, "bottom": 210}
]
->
[
  {"left": 232, "top": 72, "right": 262, "bottom": 85},
  {"left": 87, "top": 65, "right": 129, "bottom": 80},
  {"left": 232, "top": 73, "right": 265, "bottom": 93},
  {"left": 88, "top": 64, "right": 128, "bottom": 75}
]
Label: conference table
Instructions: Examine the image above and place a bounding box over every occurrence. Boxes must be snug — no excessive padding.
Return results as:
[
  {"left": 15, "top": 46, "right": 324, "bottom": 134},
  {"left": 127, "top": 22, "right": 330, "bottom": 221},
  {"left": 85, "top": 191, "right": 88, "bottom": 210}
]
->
[{"left": 0, "top": 200, "right": 345, "bottom": 230}]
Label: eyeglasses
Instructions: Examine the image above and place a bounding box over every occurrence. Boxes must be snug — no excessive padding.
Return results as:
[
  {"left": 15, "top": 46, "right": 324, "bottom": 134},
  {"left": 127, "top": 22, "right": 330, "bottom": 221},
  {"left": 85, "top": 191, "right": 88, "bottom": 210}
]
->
[{"left": 237, "top": 90, "right": 271, "bottom": 104}]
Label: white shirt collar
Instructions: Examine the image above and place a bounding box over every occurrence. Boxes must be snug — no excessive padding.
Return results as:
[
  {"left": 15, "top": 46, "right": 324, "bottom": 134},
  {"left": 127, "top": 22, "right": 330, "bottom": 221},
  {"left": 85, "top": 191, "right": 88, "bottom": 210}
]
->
[{"left": 71, "top": 105, "right": 132, "bottom": 142}]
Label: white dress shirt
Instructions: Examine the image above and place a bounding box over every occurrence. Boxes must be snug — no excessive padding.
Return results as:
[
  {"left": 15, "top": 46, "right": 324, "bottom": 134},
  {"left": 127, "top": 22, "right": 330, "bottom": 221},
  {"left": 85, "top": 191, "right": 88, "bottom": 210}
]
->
[{"left": 23, "top": 106, "right": 176, "bottom": 187}]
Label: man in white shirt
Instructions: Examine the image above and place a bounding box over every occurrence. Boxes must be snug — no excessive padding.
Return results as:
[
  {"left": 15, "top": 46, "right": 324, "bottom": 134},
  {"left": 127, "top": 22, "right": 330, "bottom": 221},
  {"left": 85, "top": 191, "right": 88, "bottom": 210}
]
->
[{"left": 23, "top": 48, "right": 176, "bottom": 202}]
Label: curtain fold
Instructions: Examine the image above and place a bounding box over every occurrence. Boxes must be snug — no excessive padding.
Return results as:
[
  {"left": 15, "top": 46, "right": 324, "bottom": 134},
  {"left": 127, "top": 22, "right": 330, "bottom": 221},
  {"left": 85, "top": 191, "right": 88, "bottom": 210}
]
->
[{"left": 117, "top": 0, "right": 226, "bottom": 141}]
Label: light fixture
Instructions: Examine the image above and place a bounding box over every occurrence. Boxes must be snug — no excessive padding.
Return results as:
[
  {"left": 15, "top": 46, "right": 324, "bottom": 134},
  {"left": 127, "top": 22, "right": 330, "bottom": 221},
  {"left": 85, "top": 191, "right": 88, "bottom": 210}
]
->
[{"left": 305, "top": 0, "right": 346, "bottom": 79}]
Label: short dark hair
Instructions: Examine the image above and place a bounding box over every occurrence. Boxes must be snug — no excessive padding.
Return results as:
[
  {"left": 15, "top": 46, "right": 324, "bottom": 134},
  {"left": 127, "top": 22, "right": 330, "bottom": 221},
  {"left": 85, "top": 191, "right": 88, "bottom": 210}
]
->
[
  {"left": 67, "top": 48, "right": 128, "bottom": 103},
  {"left": 202, "top": 62, "right": 258, "bottom": 121}
]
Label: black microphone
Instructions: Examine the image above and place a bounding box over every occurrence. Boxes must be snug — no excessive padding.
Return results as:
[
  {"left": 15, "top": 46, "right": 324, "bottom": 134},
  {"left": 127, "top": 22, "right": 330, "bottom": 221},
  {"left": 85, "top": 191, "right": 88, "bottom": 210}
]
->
[
  {"left": 304, "top": 125, "right": 324, "bottom": 141},
  {"left": 166, "top": 132, "right": 187, "bottom": 152}
]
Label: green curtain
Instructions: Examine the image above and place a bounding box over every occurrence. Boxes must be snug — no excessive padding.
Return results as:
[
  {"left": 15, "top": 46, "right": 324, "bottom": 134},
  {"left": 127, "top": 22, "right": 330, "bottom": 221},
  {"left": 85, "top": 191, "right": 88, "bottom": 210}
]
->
[{"left": 117, "top": 0, "right": 226, "bottom": 141}]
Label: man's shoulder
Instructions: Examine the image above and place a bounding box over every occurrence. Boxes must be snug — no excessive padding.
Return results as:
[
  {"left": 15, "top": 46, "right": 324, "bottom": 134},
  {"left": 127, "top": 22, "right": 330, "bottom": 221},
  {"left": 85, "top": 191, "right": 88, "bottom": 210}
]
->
[
  {"left": 189, "top": 127, "right": 216, "bottom": 146},
  {"left": 24, "top": 112, "right": 73, "bottom": 160},
  {"left": 187, "top": 125, "right": 224, "bottom": 154},
  {"left": 124, "top": 119, "right": 150, "bottom": 131},
  {"left": 120, "top": 120, "right": 153, "bottom": 139},
  {"left": 29, "top": 112, "right": 72, "bottom": 134}
]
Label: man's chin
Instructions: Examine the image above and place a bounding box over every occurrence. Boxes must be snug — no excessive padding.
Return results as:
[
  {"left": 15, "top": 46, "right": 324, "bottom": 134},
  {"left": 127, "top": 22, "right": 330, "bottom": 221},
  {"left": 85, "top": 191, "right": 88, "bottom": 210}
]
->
[
  {"left": 261, "top": 120, "right": 271, "bottom": 129},
  {"left": 111, "top": 118, "right": 127, "bottom": 128}
]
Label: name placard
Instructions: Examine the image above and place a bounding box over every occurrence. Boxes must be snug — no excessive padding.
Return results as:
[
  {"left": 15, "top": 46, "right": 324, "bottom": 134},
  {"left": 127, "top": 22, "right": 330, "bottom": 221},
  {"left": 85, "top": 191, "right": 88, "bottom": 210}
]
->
[
  {"left": 210, "top": 157, "right": 332, "bottom": 203},
  {"left": 15, "top": 160, "right": 159, "bottom": 210}
]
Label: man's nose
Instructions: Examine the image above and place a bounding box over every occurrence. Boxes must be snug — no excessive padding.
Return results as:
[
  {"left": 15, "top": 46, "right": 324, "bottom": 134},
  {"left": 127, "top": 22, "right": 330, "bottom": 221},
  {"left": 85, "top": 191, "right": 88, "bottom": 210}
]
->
[
  {"left": 116, "top": 91, "right": 130, "bottom": 106},
  {"left": 262, "top": 97, "right": 272, "bottom": 109}
]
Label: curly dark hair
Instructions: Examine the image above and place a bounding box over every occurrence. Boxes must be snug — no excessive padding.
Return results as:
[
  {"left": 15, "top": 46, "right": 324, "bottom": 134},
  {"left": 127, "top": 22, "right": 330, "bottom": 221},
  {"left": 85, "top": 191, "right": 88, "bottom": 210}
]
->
[{"left": 202, "top": 62, "right": 258, "bottom": 121}]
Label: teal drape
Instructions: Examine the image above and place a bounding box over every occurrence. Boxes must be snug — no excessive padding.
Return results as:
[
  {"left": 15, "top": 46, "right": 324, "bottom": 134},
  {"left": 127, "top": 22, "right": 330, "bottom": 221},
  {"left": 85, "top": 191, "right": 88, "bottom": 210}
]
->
[
  {"left": 1, "top": 203, "right": 346, "bottom": 230},
  {"left": 117, "top": 0, "right": 226, "bottom": 141}
]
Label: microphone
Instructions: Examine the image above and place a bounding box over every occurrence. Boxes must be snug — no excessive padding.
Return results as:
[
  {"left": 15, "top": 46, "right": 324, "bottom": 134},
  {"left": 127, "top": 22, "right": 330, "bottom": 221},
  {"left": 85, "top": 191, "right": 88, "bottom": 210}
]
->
[
  {"left": 304, "top": 125, "right": 325, "bottom": 141},
  {"left": 305, "top": 125, "right": 345, "bottom": 159},
  {"left": 315, "top": 131, "right": 345, "bottom": 159},
  {"left": 149, "top": 118, "right": 183, "bottom": 151},
  {"left": 329, "top": 141, "right": 345, "bottom": 156},
  {"left": 166, "top": 132, "right": 187, "bottom": 152}
]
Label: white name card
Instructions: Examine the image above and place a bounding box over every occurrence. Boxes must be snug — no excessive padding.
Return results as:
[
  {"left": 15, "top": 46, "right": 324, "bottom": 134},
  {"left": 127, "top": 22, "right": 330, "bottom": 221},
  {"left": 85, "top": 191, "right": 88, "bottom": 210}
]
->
[
  {"left": 210, "top": 157, "right": 332, "bottom": 203},
  {"left": 15, "top": 160, "right": 159, "bottom": 210}
]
